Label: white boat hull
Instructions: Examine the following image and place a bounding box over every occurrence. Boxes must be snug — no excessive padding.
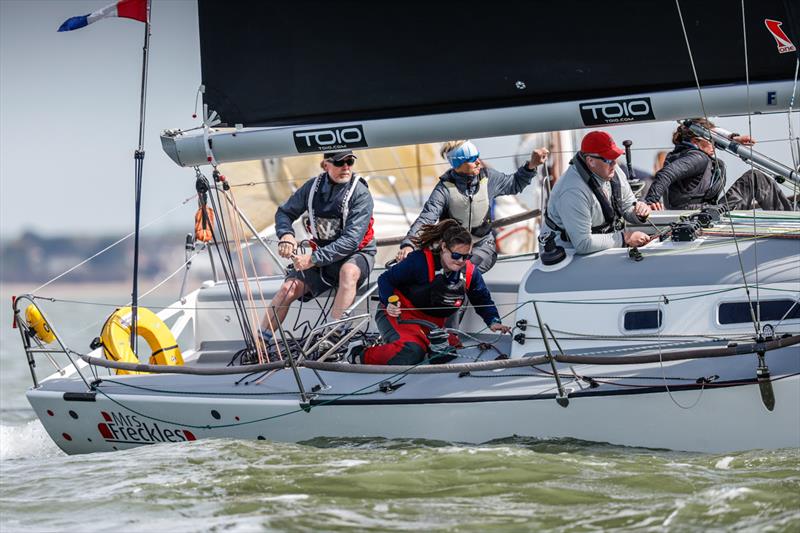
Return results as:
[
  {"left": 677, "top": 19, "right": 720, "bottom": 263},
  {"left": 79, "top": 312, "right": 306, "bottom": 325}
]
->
[{"left": 26, "top": 346, "right": 800, "bottom": 454}]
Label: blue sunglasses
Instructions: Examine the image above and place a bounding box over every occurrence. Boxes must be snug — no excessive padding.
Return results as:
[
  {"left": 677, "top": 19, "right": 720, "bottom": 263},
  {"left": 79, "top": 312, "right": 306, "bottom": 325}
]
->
[{"left": 448, "top": 250, "right": 472, "bottom": 261}]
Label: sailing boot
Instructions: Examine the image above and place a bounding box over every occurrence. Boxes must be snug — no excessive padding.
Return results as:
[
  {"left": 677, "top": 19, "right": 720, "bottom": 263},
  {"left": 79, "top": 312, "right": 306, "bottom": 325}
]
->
[{"left": 346, "top": 344, "right": 366, "bottom": 364}]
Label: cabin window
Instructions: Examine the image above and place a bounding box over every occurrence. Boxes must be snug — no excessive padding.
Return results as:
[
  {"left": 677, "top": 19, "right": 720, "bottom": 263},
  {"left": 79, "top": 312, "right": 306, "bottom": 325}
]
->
[
  {"left": 623, "top": 309, "right": 662, "bottom": 331},
  {"left": 718, "top": 299, "right": 800, "bottom": 325}
]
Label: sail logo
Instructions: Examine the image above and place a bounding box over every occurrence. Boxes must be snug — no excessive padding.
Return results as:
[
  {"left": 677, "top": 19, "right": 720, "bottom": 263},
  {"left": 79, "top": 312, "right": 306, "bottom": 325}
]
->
[
  {"left": 97, "top": 410, "right": 196, "bottom": 445},
  {"left": 293, "top": 125, "right": 368, "bottom": 153},
  {"left": 764, "top": 20, "right": 796, "bottom": 54},
  {"left": 579, "top": 98, "right": 655, "bottom": 126}
]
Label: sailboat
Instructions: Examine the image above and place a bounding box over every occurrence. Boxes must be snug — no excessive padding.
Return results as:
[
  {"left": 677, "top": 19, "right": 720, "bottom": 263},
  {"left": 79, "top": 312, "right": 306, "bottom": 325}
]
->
[{"left": 12, "top": 0, "right": 800, "bottom": 454}]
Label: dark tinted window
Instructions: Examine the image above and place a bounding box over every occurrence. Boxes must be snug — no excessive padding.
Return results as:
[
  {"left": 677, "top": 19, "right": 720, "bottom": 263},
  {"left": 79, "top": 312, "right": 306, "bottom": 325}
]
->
[
  {"left": 624, "top": 310, "right": 662, "bottom": 331},
  {"left": 719, "top": 300, "right": 800, "bottom": 325}
]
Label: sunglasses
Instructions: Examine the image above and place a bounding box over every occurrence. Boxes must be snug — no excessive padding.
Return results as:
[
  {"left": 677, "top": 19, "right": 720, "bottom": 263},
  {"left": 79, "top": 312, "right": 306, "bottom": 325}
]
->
[
  {"left": 448, "top": 250, "right": 473, "bottom": 261},
  {"left": 587, "top": 154, "right": 618, "bottom": 165},
  {"left": 330, "top": 158, "right": 356, "bottom": 167}
]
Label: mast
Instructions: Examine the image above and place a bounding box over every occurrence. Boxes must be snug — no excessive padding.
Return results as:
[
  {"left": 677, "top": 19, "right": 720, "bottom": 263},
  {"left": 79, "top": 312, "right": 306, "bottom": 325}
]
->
[{"left": 130, "top": 0, "right": 151, "bottom": 352}]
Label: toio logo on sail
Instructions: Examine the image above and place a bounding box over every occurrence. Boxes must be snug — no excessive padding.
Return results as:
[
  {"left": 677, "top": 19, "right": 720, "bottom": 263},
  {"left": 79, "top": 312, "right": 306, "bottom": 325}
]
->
[
  {"left": 293, "top": 125, "right": 369, "bottom": 153},
  {"left": 579, "top": 98, "right": 655, "bottom": 126}
]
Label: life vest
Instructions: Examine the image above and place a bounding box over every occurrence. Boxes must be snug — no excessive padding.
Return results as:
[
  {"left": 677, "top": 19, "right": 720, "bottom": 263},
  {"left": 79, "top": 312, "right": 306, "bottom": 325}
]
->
[
  {"left": 545, "top": 156, "right": 625, "bottom": 242},
  {"left": 304, "top": 173, "right": 374, "bottom": 250},
  {"left": 442, "top": 171, "right": 492, "bottom": 240},
  {"left": 398, "top": 249, "right": 475, "bottom": 318}
]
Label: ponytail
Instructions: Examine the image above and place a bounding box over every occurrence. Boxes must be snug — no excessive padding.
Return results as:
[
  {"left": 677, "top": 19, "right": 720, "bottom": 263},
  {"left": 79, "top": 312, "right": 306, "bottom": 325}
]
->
[
  {"left": 673, "top": 118, "right": 716, "bottom": 145},
  {"left": 412, "top": 219, "right": 472, "bottom": 251}
]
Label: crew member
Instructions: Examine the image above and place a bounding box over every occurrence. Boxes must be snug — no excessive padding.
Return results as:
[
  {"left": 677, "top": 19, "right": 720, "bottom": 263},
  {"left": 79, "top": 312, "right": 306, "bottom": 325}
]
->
[
  {"left": 542, "top": 131, "right": 652, "bottom": 254},
  {"left": 356, "top": 219, "right": 510, "bottom": 366},
  {"left": 395, "top": 140, "right": 549, "bottom": 272},
  {"left": 260, "top": 150, "right": 375, "bottom": 342},
  {"left": 645, "top": 119, "right": 793, "bottom": 211}
]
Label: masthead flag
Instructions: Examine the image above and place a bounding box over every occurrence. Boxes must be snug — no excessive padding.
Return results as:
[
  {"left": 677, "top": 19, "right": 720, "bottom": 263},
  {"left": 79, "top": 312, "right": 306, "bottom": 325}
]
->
[{"left": 58, "top": 0, "right": 147, "bottom": 32}]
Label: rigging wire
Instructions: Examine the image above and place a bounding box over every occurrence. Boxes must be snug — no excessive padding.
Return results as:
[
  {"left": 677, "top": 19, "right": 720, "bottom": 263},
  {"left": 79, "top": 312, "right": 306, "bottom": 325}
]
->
[
  {"left": 674, "top": 0, "right": 761, "bottom": 338},
  {"left": 787, "top": 59, "right": 800, "bottom": 210},
  {"left": 30, "top": 194, "right": 197, "bottom": 294},
  {"left": 740, "top": 0, "right": 762, "bottom": 335},
  {"left": 202, "top": 170, "right": 258, "bottom": 352}
]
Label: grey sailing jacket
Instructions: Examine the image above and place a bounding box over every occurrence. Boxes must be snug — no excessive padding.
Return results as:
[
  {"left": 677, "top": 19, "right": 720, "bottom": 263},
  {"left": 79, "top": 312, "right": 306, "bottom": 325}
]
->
[
  {"left": 542, "top": 157, "right": 640, "bottom": 255},
  {"left": 400, "top": 165, "right": 537, "bottom": 250},
  {"left": 275, "top": 174, "right": 376, "bottom": 266}
]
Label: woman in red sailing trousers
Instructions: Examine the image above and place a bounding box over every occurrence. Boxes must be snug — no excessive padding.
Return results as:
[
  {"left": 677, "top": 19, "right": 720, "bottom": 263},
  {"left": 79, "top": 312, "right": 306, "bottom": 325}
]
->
[{"left": 356, "top": 219, "right": 511, "bottom": 365}]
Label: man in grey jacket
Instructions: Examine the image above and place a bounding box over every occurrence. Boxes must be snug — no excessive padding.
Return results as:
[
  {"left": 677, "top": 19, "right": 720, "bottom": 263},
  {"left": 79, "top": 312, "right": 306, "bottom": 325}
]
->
[
  {"left": 542, "top": 131, "right": 651, "bottom": 254},
  {"left": 261, "top": 151, "right": 375, "bottom": 337},
  {"left": 396, "top": 140, "right": 549, "bottom": 272}
]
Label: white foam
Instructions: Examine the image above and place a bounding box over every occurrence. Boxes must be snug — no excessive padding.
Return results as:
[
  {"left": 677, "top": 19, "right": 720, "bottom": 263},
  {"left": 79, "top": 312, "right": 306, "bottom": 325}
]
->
[
  {"left": 714, "top": 456, "right": 735, "bottom": 469},
  {"left": 260, "top": 494, "right": 309, "bottom": 502},
  {"left": 0, "top": 420, "right": 62, "bottom": 460},
  {"left": 326, "top": 459, "right": 369, "bottom": 468}
]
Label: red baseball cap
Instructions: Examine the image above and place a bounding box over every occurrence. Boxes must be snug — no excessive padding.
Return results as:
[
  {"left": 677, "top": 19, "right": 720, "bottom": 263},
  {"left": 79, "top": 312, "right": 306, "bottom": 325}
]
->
[{"left": 581, "top": 131, "right": 624, "bottom": 160}]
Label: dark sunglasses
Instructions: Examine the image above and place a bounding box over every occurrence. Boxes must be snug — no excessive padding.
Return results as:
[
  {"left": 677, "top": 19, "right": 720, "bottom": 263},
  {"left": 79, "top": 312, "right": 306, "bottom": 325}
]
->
[
  {"left": 448, "top": 250, "right": 472, "bottom": 261},
  {"left": 330, "top": 158, "right": 356, "bottom": 167},
  {"left": 587, "top": 154, "right": 618, "bottom": 165}
]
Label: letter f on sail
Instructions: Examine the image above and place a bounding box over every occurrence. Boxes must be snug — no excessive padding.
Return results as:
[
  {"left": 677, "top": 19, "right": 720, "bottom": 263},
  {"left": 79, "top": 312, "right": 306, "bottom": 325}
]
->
[{"left": 764, "top": 19, "right": 796, "bottom": 54}]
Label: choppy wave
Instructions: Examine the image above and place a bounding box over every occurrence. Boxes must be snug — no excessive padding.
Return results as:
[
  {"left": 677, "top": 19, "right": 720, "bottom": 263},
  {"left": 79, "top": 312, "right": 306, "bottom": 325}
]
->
[{"left": 1, "top": 435, "right": 798, "bottom": 532}]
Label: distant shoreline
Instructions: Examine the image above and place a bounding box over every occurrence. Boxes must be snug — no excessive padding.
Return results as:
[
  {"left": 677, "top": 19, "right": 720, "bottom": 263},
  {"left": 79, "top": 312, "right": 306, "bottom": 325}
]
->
[{"left": 1, "top": 279, "right": 187, "bottom": 299}]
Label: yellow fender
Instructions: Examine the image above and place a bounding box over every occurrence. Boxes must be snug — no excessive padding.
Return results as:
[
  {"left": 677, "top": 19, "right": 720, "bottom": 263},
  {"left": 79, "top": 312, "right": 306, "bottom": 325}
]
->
[
  {"left": 25, "top": 305, "right": 56, "bottom": 344},
  {"left": 100, "top": 306, "right": 184, "bottom": 375}
]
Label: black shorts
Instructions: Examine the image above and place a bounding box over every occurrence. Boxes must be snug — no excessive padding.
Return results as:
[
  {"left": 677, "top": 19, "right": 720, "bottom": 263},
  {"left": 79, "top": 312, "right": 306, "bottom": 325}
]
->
[{"left": 285, "top": 252, "right": 374, "bottom": 299}]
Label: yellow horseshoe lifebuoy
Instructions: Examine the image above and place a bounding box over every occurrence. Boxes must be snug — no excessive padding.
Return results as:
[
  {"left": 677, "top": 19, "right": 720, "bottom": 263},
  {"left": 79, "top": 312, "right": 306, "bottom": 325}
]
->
[
  {"left": 100, "top": 306, "right": 184, "bottom": 375},
  {"left": 25, "top": 305, "right": 56, "bottom": 344}
]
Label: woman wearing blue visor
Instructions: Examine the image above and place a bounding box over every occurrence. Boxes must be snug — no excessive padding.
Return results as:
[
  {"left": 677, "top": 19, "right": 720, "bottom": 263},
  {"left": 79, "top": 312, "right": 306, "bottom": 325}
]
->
[{"left": 397, "top": 140, "right": 548, "bottom": 272}]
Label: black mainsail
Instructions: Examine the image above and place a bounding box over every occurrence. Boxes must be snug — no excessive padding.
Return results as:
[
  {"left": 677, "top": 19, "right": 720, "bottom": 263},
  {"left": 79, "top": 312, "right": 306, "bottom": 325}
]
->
[{"left": 162, "top": 0, "right": 799, "bottom": 165}]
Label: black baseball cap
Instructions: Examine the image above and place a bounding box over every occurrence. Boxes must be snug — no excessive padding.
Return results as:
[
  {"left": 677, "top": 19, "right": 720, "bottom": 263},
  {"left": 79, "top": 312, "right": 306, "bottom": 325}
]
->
[{"left": 323, "top": 150, "right": 357, "bottom": 161}]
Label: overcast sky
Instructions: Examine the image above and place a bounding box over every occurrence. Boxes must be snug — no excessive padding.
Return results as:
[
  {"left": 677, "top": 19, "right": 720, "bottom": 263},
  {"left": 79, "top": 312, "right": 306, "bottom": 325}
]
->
[
  {"left": 0, "top": 0, "right": 201, "bottom": 238},
  {"left": 1, "top": 0, "right": 797, "bottom": 240}
]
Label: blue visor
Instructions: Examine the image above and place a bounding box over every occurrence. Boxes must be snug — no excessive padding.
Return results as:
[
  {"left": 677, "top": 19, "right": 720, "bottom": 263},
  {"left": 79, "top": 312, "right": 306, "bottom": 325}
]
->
[{"left": 446, "top": 141, "right": 480, "bottom": 169}]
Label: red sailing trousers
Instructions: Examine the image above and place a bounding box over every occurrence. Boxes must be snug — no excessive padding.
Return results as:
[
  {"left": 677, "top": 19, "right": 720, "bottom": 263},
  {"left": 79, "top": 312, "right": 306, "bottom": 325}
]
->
[{"left": 363, "top": 306, "right": 460, "bottom": 366}]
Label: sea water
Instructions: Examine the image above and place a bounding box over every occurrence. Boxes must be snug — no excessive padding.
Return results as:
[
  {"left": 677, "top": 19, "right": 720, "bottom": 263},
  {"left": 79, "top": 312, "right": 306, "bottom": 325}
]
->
[{"left": 1, "top": 288, "right": 798, "bottom": 532}]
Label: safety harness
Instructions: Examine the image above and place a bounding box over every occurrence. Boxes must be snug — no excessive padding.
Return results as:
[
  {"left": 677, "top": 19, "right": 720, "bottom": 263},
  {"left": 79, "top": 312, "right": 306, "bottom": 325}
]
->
[
  {"left": 304, "top": 172, "right": 375, "bottom": 250},
  {"left": 399, "top": 249, "right": 475, "bottom": 318}
]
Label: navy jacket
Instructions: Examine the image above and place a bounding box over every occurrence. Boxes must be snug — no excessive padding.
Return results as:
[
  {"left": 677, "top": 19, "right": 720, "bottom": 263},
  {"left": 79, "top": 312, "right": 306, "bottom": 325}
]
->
[{"left": 378, "top": 250, "right": 501, "bottom": 326}]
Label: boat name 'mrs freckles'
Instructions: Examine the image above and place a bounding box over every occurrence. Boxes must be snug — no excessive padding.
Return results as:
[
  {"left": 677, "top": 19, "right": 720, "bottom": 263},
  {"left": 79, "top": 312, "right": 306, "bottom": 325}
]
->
[
  {"left": 97, "top": 411, "right": 196, "bottom": 444},
  {"left": 579, "top": 97, "right": 655, "bottom": 126},
  {"left": 293, "top": 124, "right": 369, "bottom": 153}
]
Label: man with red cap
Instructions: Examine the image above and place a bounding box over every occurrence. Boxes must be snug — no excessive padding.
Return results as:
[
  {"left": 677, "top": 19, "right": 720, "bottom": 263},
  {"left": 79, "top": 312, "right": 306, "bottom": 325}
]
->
[{"left": 542, "top": 131, "right": 651, "bottom": 254}]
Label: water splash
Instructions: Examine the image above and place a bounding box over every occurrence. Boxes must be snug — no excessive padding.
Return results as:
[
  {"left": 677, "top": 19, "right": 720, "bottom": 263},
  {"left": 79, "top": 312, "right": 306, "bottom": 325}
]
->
[{"left": 0, "top": 420, "right": 62, "bottom": 460}]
